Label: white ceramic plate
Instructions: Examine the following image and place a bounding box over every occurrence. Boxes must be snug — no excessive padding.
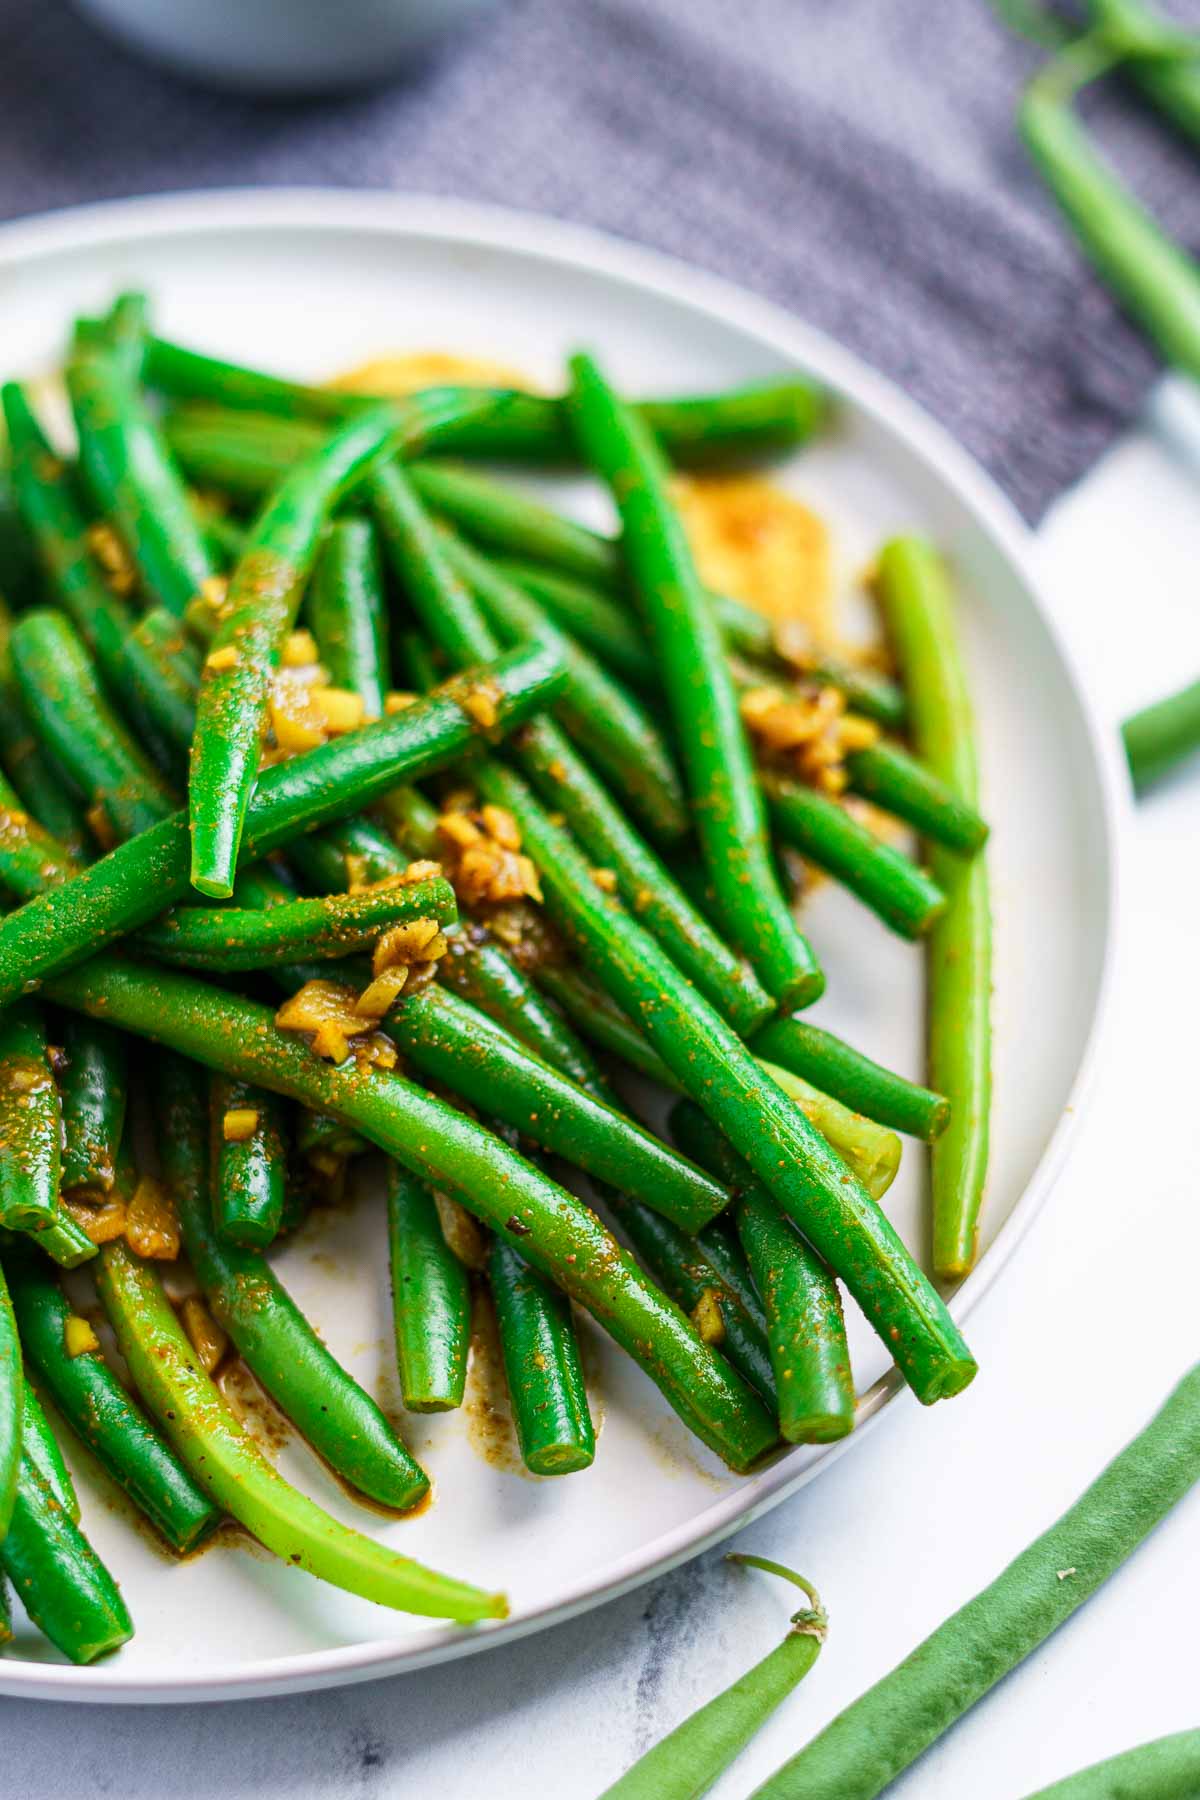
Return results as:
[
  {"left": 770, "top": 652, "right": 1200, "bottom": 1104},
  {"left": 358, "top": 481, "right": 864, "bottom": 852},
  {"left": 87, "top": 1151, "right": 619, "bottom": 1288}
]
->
[{"left": 0, "top": 189, "right": 1124, "bottom": 1703}]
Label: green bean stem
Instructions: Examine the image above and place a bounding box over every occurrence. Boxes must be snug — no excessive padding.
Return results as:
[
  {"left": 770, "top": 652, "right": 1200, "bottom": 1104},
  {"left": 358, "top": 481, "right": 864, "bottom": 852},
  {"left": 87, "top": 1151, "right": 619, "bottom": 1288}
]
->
[
  {"left": 308, "top": 515, "right": 390, "bottom": 718},
  {"left": 600, "top": 1557, "right": 827, "bottom": 1800},
  {"left": 96, "top": 1235, "right": 498, "bottom": 1618},
  {"left": 0, "top": 640, "right": 565, "bottom": 1008},
  {"left": 876, "top": 539, "right": 991, "bottom": 1278},
  {"left": 5, "top": 1245, "right": 220, "bottom": 1551},
  {"left": 51, "top": 958, "right": 777, "bottom": 1472},
  {"left": 749, "top": 1362, "right": 1200, "bottom": 1799},
  {"left": 1020, "top": 1729, "right": 1200, "bottom": 1800},
  {"left": 387, "top": 1166, "right": 472, "bottom": 1413},
  {"left": 0, "top": 1451, "right": 134, "bottom": 1663},
  {"left": 673, "top": 1103, "right": 855, "bottom": 1444},
  {"left": 567, "top": 353, "right": 822, "bottom": 1010},
  {"left": 0, "top": 1001, "right": 62, "bottom": 1231},
  {"left": 489, "top": 1235, "right": 596, "bottom": 1476},
  {"left": 1123, "top": 675, "right": 1200, "bottom": 792},
  {"left": 157, "top": 1055, "right": 430, "bottom": 1509},
  {"left": 58, "top": 1016, "right": 129, "bottom": 1193}
]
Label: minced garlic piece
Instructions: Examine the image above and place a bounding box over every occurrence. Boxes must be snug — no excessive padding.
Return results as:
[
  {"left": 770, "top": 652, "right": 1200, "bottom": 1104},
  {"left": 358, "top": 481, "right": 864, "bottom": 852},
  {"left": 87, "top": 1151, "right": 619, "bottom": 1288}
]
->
[
  {"left": 205, "top": 644, "right": 240, "bottom": 674},
  {"left": 276, "top": 980, "right": 397, "bottom": 1066},
  {"left": 372, "top": 916, "right": 444, "bottom": 973},
  {"left": 222, "top": 1107, "right": 260, "bottom": 1143},
  {"left": 590, "top": 867, "right": 618, "bottom": 894},
  {"left": 459, "top": 680, "right": 501, "bottom": 730},
  {"left": 269, "top": 670, "right": 326, "bottom": 753},
  {"left": 125, "top": 1176, "right": 181, "bottom": 1261},
  {"left": 85, "top": 521, "right": 137, "bottom": 596},
  {"left": 353, "top": 965, "right": 410, "bottom": 1020},
  {"left": 384, "top": 691, "right": 417, "bottom": 714},
  {"left": 311, "top": 686, "right": 365, "bottom": 735},
  {"left": 740, "top": 681, "right": 853, "bottom": 795},
  {"left": 437, "top": 804, "right": 542, "bottom": 907},
  {"left": 62, "top": 1191, "right": 127, "bottom": 1245},
  {"left": 85, "top": 803, "right": 116, "bottom": 851},
  {"left": 281, "top": 628, "right": 320, "bottom": 668},
  {"left": 199, "top": 575, "right": 229, "bottom": 613},
  {"left": 181, "top": 1296, "right": 229, "bottom": 1375},
  {"left": 64, "top": 1314, "right": 100, "bottom": 1357},
  {"left": 691, "top": 1288, "right": 726, "bottom": 1346}
]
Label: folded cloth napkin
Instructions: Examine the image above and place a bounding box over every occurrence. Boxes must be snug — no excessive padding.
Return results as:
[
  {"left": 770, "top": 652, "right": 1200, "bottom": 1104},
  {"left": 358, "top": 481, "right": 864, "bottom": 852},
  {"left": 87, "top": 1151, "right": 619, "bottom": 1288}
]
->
[{"left": 5, "top": 0, "right": 1200, "bottom": 516}]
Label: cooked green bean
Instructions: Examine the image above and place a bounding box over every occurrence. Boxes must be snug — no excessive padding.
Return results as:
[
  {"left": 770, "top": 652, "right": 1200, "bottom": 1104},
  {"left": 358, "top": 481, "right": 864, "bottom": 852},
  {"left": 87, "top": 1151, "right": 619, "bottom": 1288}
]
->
[
  {"left": 1123, "top": 675, "right": 1200, "bottom": 792},
  {"left": 0, "top": 640, "right": 565, "bottom": 1007},
  {"left": 9, "top": 608, "right": 175, "bottom": 842},
  {"left": 51, "top": 958, "right": 777, "bottom": 1471},
  {"left": 752, "top": 1014, "right": 950, "bottom": 1143},
  {"left": 0, "top": 1253, "right": 21, "bottom": 1542},
  {"left": 387, "top": 1166, "right": 472, "bottom": 1413},
  {"left": 748, "top": 1362, "right": 1200, "bottom": 1799},
  {"left": 1, "top": 1214, "right": 97, "bottom": 1269},
  {"left": 77, "top": 291, "right": 149, "bottom": 377},
  {"left": 388, "top": 985, "right": 728, "bottom": 1232},
  {"left": 5, "top": 1244, "right": 219, "bottom": 1550},
  {"left": 672, "top": 1103, "right": 854, "bottom": 1444},
  {"left": 0, "top": 768, "right": 79, "bottom": 899},
  {"left": 58, "top": 1016, "right": 128, "bottom": 1193},
  {"left": 877, "top": 539, "right": 991, "bottom": 1277},
  {"left": 0, "top": 1001, "right": 62, "bottom": 1231},
  {"left": 845, "top": 739, "right": 989, "bottom": 856},
  {"left": 98, "top": 1234, "right": 497, "bottom": 1617},
  {"left": 0, "top": 1451, "right": 133, "bottom": 1663},
  {"left": 210, "top": 1076, "right": 287, "bottom": 1248},
  {"left": 438, "top": 930, "right": 609, "bottom": 1098},
  {"left": 472, "top": 757, "right": 975, "bottom": 1403},
  {"left": 157, "top": 1054, "right": 430, "bottom": 1509},
  {"left": 0, "top": 619, "right": 90, "bottom": 866},
  {"left": 18, "top": 1381, "right": 79, "bottom": 1520},
  {"left": 123, "top": 606, "right": 203, "bottom": 765},
  {"left": 489, "top": 1234, "right": 595, "bottom": 1475},
  {"left": 69, "top": 347, "right": 219, "bottom": 618},
  {"left": 762, "top": 772, "right": 947, "bottom": 938},
  {"left": 308, "top": 514, "right": 389, "bottom": 718},
  {"left": 567, "top": 353, "right": 822, "bottom": 1010},
  {"left": 137, "top": 874, "right": 456, "bottom": 973},
  {"left": 442, "top": 529, "right": 688, "bottom": 843},
  {"left": 372, "top": 459, "right": 773, "bottom": 1034}
]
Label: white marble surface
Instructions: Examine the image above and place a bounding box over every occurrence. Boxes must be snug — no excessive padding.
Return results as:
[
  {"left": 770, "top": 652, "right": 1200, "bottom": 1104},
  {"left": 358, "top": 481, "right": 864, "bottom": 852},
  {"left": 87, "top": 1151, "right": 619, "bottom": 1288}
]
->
[{"left": 5, "top": 387, "right": 1200, "bottom": 1797}]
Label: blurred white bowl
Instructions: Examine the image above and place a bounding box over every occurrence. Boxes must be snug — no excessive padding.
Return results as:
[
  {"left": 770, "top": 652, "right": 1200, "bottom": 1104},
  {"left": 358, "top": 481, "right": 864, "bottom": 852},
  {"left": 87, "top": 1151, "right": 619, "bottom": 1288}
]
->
[{"left": 72, "top": 0, "right": 500, "bottom": 96}]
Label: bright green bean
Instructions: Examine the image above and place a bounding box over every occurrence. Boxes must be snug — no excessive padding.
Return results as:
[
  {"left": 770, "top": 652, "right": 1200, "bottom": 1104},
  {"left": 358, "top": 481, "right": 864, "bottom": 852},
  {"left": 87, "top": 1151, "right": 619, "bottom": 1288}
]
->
[
  {"left": 845, "top": 740, "right": 989, "bottom": 856},
  {"left": 1123, "top": 675, "right": 1200, "bottom": 792},
  {"left": 489, "top": 1235, "right": 595, "bottom": 1476},
  {"left": 19, "top": 1382, "right": 79, "bottom": 1520},
  {"left": 308, "top": 514, "right": 389, "bottom": 718},
  {"left": 0, "top": 1254, "right": 21, "bottom": 1543},
  {"left": 0, "top": 1001, "right": 61, "bottom": 1231},
  {"left": 0, "top": 1451, "right": 133, "bottom": 1663},
  {"left": 58, "top": 1016, "right": 129, "bottom": 1193},
  {"left": 210, "top": 1076, "right": 287, "bottom": 1248},
  {"left": 387, "top": 1166, "right": 471, "bottom": 1413}
]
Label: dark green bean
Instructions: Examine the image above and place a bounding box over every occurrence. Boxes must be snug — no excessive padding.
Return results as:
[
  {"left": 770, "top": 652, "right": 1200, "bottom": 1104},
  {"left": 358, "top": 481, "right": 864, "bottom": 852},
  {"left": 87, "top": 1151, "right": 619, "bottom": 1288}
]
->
[
  {"left": 387, "top": 1166, "right": 472, "bottom": 1413},
  {"left": 210, "top": 1076, "right": 287, "bottom": 1248},
  {"left": 752, "top": 1014, "right": 950, "bottom": 1143},
  {"left": 5, "top": 1244, "right": 219, "bottom": 1551},
  {"left": 762, "top": 771, "right": 947, "bottom": 939},
  {"left": 0, "top": 1001, "right": 61, "bottom": 1231},
  {"left": 58, "top": 1016, "right": 128, "bottom": 1193},
  {"left": 0, "top": 640, "right": 565, "bottom": 1007},
  {"left": 156, "top": 1055, "right": 431, "bottom": 1510},
  {"left": 0, "top": 1451, "right": 133, "bottom": 1663},
  {"left": 438, "top": 931, "right": 609, "bottom": 1097},
  {"left": 0, "top": 768, "right": 79, "bottom": 899},
  {"left": 51, "top": 959, "right": 777, "bottom": 1471},
  {"left": 489, "top": 1234, "right": 595, "bottom": 1475},
  {"left": 567, "top": 353, "right": 822, "bottom": 1010},
  {"left": 308, "top": 515, "right": 389, "bottom": 718},
  {"left": 0, "top": 604, "right": 90, "bottom": 864}
]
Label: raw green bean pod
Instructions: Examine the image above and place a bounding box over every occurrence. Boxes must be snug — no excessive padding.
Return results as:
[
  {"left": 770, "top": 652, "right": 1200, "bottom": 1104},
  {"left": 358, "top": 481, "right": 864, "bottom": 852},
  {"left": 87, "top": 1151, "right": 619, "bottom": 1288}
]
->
[
  {"left": 0, "top": 1451, "right": 133, "bottom": 1663},
  {"left": 471, "top": 757, "right": 974, "bottom": 1403},
  {"left": 97, "top": 1235, "right": 492, "bottom": 1617},
  {"left": 52, "top": 958, "right": 777, "bottom": 1471},
  {"left": 748, "top": 1362, "right": 1200, "bottom": 1799},
  {"left": 137, "top": 874, "right": 456, "bottom": 973},
  {"left": 877, "top": 539, "right": 990, "bottom": 1277},
  {"left": 58, "top": 1016, "right": 129, "bottom": 1193},
  {"left": 9, "top": 608, "right": 175, "bottom": 842},
  {"left": 0, "top": 1001, "right": 62, "bottom": 1231},
  {"left": 387, "top": 985, "right": 728, "bottom": 1233},
  {"left": 387, "top": 1166, "right": 472, "bottom": 1413},
  {"left": 673, "top": 1103, "right": 855, "bottom": 1444},
  {"left": 210, "top": 1076, "right": 287, "bottom": 1248},
  {"left": 762, "top": 771, "right": 947, "bottom": 939},
  {"left": 308, "top": 514, "right": 390, "bottom": 718},
  {"left": 188, "top": 390, "right": 497, "bottom": 897},
  {"left": 68, "top": 348, "right": 219, "bottom": 618},
  {"left": 0, "top": 640, "right": 565, "bottom": 1007},
  {"left": 0, "top": 1253, "right": 21, "bottom": 1542},
  {"left": 372, "top": 460, "right": 773, "bottom": 1033},
  {"left": 5, "top": 1244, "right": 219, "bottom": 1551},
  {"left": 1092, "top": 0, "right": 1200, "bottom": 138},
  {"left": 599, "top": 1556, "right": 827, "bottom": 1800},
  {"left": 157, "top": 1055, "right": 430, "bottom": 1509},
  {"left": 1020, "top": 1729, "right": 1200, "bottom": 1800},
  {"left": 19, "top": 1382, "right": 79, "bottom": 1520},
  {"left": 606, "top": 1188, "right": 776, "bottom": 1406},
  {"left": 442, "top": 529, "right": 688, "bottom": 842},
  {"left": 751, "top": 1013, "right": 950, "bottom": 1142},
  {"left": 489, "top": 1233, "right": 595, "bottom": 1475},
  {"left": 1123, "top": 674, "right": 1200, "bottom": 791},
  {"left": 566, "top": 353, "right": 822, "bottom": 1010},
  {"left": 845, "top": 739, "right": 988, "bottom": 857}
]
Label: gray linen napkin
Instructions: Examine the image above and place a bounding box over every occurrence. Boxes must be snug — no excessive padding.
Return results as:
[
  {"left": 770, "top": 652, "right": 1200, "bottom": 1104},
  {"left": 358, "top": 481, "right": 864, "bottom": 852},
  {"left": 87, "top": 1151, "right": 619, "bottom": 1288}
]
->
[{"left": 3, "top": 0, "right": 1199, "bottom": 516}]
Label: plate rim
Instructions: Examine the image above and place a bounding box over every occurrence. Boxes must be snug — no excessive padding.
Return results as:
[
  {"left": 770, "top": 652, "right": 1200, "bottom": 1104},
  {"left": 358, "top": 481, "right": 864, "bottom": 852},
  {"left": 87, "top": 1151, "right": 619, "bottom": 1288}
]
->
[{"left": 0, "top": 185, "right": 1129, "bottom": 1703}]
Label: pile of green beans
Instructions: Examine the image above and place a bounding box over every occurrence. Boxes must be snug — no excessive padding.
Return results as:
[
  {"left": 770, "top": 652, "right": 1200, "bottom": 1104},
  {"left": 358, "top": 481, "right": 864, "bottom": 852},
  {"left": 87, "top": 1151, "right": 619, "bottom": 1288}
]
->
[{"left": 0, "top": 295, "right": 994, "bottom": 1668}]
